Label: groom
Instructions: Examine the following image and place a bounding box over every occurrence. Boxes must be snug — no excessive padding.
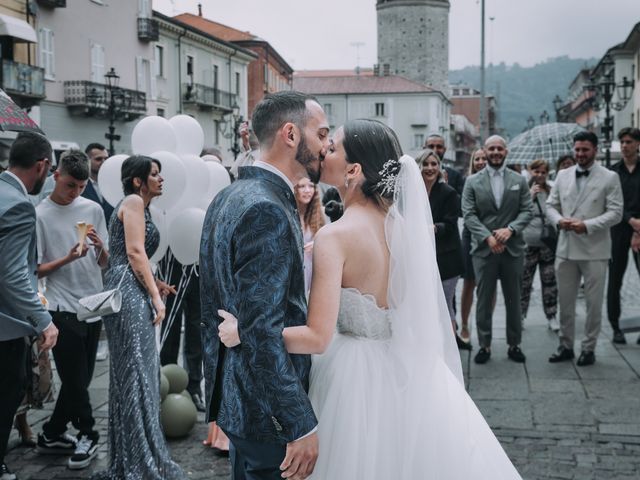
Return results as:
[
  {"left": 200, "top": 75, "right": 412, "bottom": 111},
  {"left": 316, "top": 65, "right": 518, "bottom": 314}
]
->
[{"left": 200, "top": 91, "right": 329, "bottom": 479}]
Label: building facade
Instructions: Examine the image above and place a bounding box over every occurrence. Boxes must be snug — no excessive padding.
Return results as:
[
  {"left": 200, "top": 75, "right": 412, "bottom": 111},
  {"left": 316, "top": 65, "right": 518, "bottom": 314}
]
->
[
  {"left": 376, "top": 0, "right": 450, "bottom": 95},
  {"left": 34, "top": 0, "right": 156, "bottom": 155},
  {"left": 294, "top": 69, "right": 451, "bottom": 160},
  {"left": 153, "top": 11, "right": 254, "bottom": 164},
  {"left": 173, "top": 12, "right": 293, "bottom": 116}
]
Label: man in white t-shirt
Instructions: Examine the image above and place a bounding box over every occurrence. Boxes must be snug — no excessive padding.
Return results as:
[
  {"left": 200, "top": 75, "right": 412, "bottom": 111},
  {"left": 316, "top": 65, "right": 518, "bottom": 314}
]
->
[{"left": 35, "top": 150, "right": 109, "bottom": 471}]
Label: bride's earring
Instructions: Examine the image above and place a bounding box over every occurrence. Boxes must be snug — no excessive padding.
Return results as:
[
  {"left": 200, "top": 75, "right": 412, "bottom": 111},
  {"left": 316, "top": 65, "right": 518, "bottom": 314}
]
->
[{"left": 344, "top": 177, "right": 349, "bottom": 188}]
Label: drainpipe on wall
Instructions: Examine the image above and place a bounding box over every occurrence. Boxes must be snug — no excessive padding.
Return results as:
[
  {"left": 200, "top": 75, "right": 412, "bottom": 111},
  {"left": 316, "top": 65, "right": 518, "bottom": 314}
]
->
[{"left": 177, "top": 27, "right": 187, "bottom": 113}]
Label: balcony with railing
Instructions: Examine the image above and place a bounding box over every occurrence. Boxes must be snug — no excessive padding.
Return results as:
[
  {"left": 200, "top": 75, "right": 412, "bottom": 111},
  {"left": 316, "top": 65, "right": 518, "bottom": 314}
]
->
[
  {"left": 1, "top": 60, "right": 45, "bottom": 108},
  {"left": 138, "top": 17, "right": 159, "bottom": 42},
  {"left": 182, "top": 83, "right": 236, "bottom": 112},
  {"left": 37, "top": 0, "right": 66, "bottom": 7},
  {"left": 63, "top": 81, "right": 147, "bottom": 120}
]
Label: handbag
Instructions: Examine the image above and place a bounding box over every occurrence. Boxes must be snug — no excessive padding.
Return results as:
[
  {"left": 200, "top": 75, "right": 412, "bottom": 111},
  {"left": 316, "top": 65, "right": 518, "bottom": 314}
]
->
[
  {"left": 535, "top": 196, "right": 557, "bottom": 251},
  {"left": 76, "top": 267, "right": 127, "bottom": 323}
]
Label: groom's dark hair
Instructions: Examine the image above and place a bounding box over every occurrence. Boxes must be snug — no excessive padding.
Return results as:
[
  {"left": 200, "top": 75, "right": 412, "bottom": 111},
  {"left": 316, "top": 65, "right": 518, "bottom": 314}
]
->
[{"left": 252, "top": 91, "right": 317, "bottom": 148}]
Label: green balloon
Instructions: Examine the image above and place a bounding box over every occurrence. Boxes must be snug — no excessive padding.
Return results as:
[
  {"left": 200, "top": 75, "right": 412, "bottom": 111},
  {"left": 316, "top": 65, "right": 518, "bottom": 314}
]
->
[
  {"left": 161, "top": 364, "right": 189, "bottom": 394},
  {"left": 160, "top": 374, "right": 169, "bottom": 401},
  {"left": 161, "top": 393, "right": 198, "bottom": 438},
  {"left": 179, "top": 390, "right": 191, "bottom": 401}
]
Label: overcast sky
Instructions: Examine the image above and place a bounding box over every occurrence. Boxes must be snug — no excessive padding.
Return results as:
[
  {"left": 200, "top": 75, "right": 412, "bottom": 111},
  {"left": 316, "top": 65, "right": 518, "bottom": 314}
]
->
[{"left": 155, "top": 0, "right": 639, "bottom": 70}]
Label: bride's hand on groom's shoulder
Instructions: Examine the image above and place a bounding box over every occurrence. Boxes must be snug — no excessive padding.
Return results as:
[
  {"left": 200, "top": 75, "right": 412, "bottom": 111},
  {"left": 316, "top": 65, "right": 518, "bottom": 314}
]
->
[{"left": 218, "top": 309, "right": 241, "bottom": 347}]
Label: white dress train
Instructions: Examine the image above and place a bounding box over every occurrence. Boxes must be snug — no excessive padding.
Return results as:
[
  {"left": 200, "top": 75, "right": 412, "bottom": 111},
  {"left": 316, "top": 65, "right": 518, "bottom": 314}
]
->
[{"left": 308, "top": 288, "right": 522, "bottom": 480}]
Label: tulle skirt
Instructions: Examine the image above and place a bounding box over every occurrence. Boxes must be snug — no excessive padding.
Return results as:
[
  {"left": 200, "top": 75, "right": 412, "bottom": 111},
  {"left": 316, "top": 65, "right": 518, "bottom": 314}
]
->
[{"left": 308, "top": 333, "right": 522, "bottom": 480}]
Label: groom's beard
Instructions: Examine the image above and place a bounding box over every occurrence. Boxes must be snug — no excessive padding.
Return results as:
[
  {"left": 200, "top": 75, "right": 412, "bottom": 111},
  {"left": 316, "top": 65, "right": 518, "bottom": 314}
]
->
[{"left": 296, "top": 136, "right": 321, "bottom": 184}]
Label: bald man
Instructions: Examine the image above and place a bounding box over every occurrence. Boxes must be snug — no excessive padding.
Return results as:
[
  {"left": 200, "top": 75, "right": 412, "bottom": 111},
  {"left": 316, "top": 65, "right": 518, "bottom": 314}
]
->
[{"left": 462, "top": 135, "right": 533, "bottom": 365}]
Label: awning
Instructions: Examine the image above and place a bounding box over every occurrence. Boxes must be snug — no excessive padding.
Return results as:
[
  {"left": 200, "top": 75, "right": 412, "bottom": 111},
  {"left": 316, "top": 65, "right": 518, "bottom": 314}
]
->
[{"left": 0, "top": 15, "right": 37, "bottom": 43}]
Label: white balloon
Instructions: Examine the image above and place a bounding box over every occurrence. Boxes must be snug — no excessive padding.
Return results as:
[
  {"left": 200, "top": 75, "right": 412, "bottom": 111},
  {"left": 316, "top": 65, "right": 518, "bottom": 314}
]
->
[
  {"left": 206, "top": 161, "right": 231, "bottom": 198},
  {"left": 149, "top": 205, "right": 169, "bottom": 264},
  {"left": 131, "top": 116, "right": 177, "bottom": 155},
  {"left": 202, "top": 154, "right": 221, "bottom": 163},
  {"left": 169, "top": 115, "right": 204, "bottom": 156},
  {"left": 176, "top": 154, "right": 210, "bottom": 209},
  {"left": 97, "top": 154, "right": 128, "bottom": 207},
  {"left": 167, "top": 208, "right": 206, "bottom": 265},
  {"left": 150, "top": 151, "right": 187, "bottom": 211}
]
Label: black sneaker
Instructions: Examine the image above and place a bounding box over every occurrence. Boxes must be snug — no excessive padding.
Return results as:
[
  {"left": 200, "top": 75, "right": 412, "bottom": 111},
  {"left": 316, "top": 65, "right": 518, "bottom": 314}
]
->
[
  {"left": 549, "top": 346, "right": 575, "bottom": 363},
  {"left": 507, "top": 345, "right": 526, "bottom": 363},
  {"left": 190, "top": 392, "right": 206, "bottom": 413},
  {"left": 67, "top": 435, "right": 98, "bottom": 470},
  {"left": 576, "top": 350, "right": 596, "bottom": 367},
  {"left": 37, "top": 432, "right": 77, "bottom": 455},
  {"left": 0, "top": 463, "right": 16, "bottom": 480},
  {"left": 474, "top": 347, "right": 491, "bottom": 364},
  {"left": 613, "top": 330, "right": 627, "bottom": 344}
]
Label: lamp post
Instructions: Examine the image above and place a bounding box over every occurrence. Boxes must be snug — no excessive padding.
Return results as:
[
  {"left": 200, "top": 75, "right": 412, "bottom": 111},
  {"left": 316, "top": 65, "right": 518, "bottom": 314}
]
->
[
  {"left": 104, "top": 67, "right": 124, "bottom": 156},
  {"left": 230, "top": 102, "right": 243, "bottom": 160},
  {"left": 540, "top": 110, "right": 550, "bottom": 125},
  {"left": 552, "top": 95, "right": 564, "bottom": 122},
  {"left": 526, "top": 116, "right": 535, "bottom": 130},
  {"left": 584, "top": 55, "right": 635, "bottom": 167}
]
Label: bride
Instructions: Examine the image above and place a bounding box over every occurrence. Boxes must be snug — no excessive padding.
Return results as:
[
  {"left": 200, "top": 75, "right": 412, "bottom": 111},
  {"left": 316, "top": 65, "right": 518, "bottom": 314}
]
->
[{"left": 219, "top": 119, "right": 521, "bottom": 479}]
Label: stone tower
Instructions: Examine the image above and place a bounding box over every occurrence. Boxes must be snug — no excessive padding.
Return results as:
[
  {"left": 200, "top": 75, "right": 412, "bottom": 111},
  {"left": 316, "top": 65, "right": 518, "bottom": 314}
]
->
[{"left": 376, "top": 0, "right": 450, "bottom": 94}]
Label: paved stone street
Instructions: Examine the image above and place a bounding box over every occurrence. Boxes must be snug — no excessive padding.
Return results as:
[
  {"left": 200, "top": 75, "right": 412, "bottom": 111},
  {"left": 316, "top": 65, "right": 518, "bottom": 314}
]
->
[{"left": 5, "top": 252, "right": 640, "bottom": 479}]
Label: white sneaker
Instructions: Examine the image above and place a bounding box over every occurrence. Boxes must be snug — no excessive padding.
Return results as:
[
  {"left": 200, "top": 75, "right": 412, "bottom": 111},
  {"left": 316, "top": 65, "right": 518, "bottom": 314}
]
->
[
  {"left": 548, "top": 317, "right": 560, "bottom": 332},
  {"left": 96, "top": 340, "right": 109, "bottom": 362},
  {"left": 68, "top": 435, "right": 98, "bottom": 470}
]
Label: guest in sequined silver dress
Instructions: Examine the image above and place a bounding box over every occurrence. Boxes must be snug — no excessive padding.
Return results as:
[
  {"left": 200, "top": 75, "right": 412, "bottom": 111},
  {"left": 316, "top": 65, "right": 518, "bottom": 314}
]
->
[{"left": 92, "top": 156, "right": 185, "bottom": 480}]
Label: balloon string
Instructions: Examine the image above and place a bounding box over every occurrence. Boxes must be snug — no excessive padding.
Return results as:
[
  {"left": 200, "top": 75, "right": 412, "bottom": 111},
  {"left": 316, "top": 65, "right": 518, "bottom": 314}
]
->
[{"left": 159, "top": 264, "right": 194, "bottom": 349}]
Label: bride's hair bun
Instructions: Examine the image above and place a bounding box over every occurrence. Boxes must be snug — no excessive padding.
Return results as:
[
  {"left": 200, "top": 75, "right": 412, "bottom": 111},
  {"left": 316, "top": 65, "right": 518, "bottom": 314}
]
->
[{"left": 342, "top": 119, "right": 403, "bottom": 206}]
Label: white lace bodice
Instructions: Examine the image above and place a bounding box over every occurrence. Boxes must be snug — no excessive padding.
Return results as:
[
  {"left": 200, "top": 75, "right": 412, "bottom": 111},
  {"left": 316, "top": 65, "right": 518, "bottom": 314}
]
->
[{"left": 336, "top": 288, "right": 392, "bottom": 340}]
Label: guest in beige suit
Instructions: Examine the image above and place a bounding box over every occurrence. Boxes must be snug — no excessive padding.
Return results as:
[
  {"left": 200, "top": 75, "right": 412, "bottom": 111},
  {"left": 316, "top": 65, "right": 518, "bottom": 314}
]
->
[{"left": 546, "top": 131, "right": 623, "bottom": 366}]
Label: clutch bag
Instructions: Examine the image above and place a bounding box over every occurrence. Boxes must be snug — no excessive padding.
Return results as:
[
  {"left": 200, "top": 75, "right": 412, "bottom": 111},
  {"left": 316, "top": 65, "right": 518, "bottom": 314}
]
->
[
  {"left": 76, "top": 266, "right": 127, "bottom": 323},
  {"left": 77, "top": 289, "right": 122, "bottom": 323}
]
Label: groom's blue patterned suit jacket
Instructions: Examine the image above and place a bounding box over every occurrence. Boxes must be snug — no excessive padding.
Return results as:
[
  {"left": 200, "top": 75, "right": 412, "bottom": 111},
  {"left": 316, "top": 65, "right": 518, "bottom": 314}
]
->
[{"left": 199, "top": 166, "right": 317, "bottom": 444}]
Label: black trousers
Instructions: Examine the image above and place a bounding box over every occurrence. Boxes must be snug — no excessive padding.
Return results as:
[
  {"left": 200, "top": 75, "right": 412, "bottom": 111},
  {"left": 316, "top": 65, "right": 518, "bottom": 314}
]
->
[
  {"left": 226, "top": 431, "right": 287, "bottom": 480},
  {"left": 42, "top": 311, "right": 101, "bottom": 441},
  {"left": 0, "top": 337, "right": 28, "bottom": 462},
  {"left": 159, "top": 262, "right": 203, "bottom": 395},
  {"left": 607, "top": 224, "right": 640, "bottom": 331}
]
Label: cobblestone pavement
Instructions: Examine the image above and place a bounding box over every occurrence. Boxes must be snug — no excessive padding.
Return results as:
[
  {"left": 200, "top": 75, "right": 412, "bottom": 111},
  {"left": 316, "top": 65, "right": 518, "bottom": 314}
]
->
[{"left": 5, "top": 253, "right": 640, "bottom": 479}]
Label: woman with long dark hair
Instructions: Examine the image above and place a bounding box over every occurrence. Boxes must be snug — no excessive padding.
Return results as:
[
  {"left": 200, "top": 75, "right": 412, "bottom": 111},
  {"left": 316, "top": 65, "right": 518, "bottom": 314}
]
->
[{"left": 92, "top": 156, "right": 185, "bottom": 480}]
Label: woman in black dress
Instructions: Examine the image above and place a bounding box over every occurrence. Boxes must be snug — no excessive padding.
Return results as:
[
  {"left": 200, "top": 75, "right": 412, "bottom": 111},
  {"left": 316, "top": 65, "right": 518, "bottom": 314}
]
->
[{"left": 417, "top": 149, "right": 468, "bottom": 349}]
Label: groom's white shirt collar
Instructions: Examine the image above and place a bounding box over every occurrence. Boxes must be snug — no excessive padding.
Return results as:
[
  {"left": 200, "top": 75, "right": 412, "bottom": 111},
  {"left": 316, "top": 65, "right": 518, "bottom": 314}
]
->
[
  {"left": 5, "top": 170, "right": 29, "bottom": 196},
  {"left": 253, "top": 160, "right": 294, "bottom": 192}
]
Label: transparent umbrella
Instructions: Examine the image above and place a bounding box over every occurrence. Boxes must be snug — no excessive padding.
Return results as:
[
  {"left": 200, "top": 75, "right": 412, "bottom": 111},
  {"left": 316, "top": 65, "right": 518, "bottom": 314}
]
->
[{"left": 507, "top": 122, "right": 585, "bottom": 165}]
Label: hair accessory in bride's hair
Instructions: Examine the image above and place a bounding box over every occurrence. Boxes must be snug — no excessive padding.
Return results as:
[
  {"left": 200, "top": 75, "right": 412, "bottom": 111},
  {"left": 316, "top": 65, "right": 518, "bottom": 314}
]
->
[{"left": 376, "top": 158, "right": 401, "bottom": 197}]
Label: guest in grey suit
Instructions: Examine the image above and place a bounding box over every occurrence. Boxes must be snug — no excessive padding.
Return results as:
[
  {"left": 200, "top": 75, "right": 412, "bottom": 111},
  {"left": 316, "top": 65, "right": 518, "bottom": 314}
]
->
[
  {"left": 547, "top": 131, "right": 623, "bottom": 366},
  {"left": 0, "top": 132, "right": 59, "bottom": 480},
  {"left": 462, "top": 135, "right": 533, "bottom": 365}
]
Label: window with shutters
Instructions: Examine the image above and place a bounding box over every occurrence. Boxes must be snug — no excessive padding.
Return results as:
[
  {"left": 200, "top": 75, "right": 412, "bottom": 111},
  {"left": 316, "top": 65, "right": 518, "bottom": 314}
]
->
[
  {"left": 154, "top": 45, "right": 164, "bottom": 77},
  {"left": 375, "top": 102, "right": 385, "bottom": 117},
  {"left": 138, "top": 0, "right": 150, "bottom": 17},
  {"left": 136, "top": 56, "right": 146, "bottom": 93},
  {"left": 235, "top": 72, "right": 240, "bottom": 95},
  {"left": 39, "top": 28, "right": 55, "bottom": 80},
  {"left": 90, "top": 43, "right": 105, "bottom": 83}
]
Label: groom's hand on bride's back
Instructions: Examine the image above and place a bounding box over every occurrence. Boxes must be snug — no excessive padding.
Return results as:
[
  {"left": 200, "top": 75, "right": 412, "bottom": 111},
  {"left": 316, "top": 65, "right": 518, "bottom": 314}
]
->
[{"left": 280, "top": 432, "right": 319, "bottom": 479}]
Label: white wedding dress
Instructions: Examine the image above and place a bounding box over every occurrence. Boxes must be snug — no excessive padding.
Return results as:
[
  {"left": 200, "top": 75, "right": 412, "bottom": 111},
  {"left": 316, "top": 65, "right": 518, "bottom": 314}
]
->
[{"left": 307, "top": 156, "right": 522, "bottom": 479}]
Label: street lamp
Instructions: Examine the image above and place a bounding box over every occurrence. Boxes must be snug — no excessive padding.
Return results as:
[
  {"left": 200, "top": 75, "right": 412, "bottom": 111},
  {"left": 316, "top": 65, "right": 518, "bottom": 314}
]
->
[
  {"left": 526, "top": 116, "right": 535, "bottom": 130},
  {"left": 552, "top": 95, "right": 564, "bottom": 121},
  {"left": 218, "top": 101, "right": 244, "bottom": 159},
  {"left": 584, "top": 55, "right": 635, "bottom": 167},
  {"left": 230, "top": 102, "right": 243, "bottom": 159},
  {"left": 103, "top": 68, "right": 125, "bottom": 156},
  {"left": 540, "top": 110, "right": 550, "bottom": 125}
]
